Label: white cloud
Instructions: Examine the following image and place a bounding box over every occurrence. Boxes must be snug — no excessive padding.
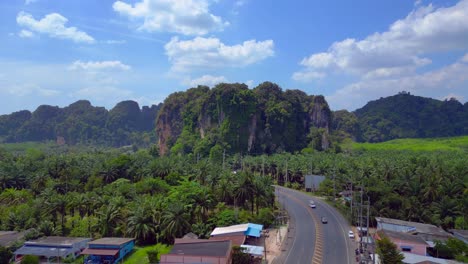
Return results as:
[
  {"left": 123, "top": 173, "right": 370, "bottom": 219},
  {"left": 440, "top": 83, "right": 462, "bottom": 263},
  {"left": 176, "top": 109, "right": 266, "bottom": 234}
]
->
[
  {"left": 69, "top": 60, "right": 131, "bottom": 71},
  {"left": 184, "top": 75, "right": 228, "bottom": 87},
  {"left": 293, "top": 0, "right": 468, "bottom": 81},
  {"left": 245, "top": 80, "right": 254, "bottom": 88},
  {"left": 16, "top": 11, "right": 95, "bottom": 43},
  {"left": 2, "top": 83, "right": 60, "bottom": 97},
  {"left": 292, "top": 71, "right": 325, "bottom": 82},
  {"left": 104, "top": 40, "right": 126, "bottom": 45},
  {"left": 72, "top": 86, "right": 132, "bottom": 101},
  {"left": 18, "top": 30, "right": 34, "bottom": 38},
  {"left": 462, "top": 53, "right": 468, "bottom": 63},
  {"left": 113, "top": 0, "right": 228, "bottom": 36},
  {"left": 235, "top": 1, "right": 246, "bottom": 7},
  {"left": 165, "top": 36, "right": 274, "bottom": 72},
  {"left": 327, "top": 54, "right": 468, "bottom": 110}
]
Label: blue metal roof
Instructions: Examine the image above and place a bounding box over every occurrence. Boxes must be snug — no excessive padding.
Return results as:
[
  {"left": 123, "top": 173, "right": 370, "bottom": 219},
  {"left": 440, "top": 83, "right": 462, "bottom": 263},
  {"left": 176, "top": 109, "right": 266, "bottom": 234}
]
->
[{"left": 245, "top": 223, "right": 263, "bottom": 238}]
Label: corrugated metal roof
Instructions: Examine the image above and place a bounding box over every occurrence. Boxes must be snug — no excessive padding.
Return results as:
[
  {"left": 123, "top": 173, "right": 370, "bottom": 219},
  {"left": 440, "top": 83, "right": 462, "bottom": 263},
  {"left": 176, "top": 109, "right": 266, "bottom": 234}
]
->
[
  {"left": 168, "top": 240, "right": 231, "bottom": 257},
  {"left": 24, "top": 236, "right": 90, "bottom": 247},
  {"left": 402, "top": 252, "right": 449, "bottom": 264},
  {"left": 245, "top": 223, "right": 263, "bottom": 238},
  {"left": 81, "top": 248, "right": 119, "bottom": 256},
  {"left": 15, "top": 246, "right": 75, "bottom": 258},
  {"left": 209, "top": 235, "right": 246, "bottom": 246},
  {"left": 210, "top": 224, "right": 249, "bottom": 236},
  {"left": 88, "top": 237, "right": 134, "bottom": 246},
  {"left": 240, "top": 245, "right": 264, "bottom": 257}
]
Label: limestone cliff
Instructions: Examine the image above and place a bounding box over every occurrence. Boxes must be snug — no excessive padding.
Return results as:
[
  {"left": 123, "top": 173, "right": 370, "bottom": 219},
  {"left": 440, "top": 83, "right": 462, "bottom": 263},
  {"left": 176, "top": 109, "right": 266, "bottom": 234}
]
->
[{"left": 156, "top": 82, "right": 332, "bottom": 155}]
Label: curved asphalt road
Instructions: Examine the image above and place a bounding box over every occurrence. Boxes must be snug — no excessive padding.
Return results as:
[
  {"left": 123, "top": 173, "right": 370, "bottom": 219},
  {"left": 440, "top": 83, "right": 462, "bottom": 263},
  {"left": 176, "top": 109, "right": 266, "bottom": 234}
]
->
[{"left": 275, "top": 186, "right": 356, "bottom": 264}]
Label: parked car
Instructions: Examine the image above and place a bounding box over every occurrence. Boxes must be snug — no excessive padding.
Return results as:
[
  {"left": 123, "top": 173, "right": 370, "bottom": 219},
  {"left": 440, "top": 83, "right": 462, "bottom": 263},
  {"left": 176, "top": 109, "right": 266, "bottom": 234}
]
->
[
  {"left": 309, "top": 200, "right": 316, "bottom": 208},
  {"left": 348, "top": 230, "right": 355, "bottom": 238},
  {"left": 321, "top": 217, "right": 328, "bottom": 224}
]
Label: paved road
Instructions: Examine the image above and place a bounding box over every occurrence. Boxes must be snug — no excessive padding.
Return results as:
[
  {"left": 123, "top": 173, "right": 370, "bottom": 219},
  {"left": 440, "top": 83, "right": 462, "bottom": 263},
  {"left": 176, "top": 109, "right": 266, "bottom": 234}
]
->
[{"left": 275, "top": 186, "right": 356, "bottom": 264}]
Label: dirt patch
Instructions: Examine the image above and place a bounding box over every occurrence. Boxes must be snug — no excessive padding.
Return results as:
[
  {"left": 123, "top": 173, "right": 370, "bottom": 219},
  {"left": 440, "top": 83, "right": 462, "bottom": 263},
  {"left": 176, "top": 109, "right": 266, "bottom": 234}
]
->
[{"left": 264, "top": 226, "right": 288, "bottom": 263}]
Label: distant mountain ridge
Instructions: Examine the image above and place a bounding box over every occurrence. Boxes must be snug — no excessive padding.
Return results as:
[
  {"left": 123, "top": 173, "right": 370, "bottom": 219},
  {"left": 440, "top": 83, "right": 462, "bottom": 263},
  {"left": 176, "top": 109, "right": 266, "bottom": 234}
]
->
[
  {"left": 1, "top": 89, "right": 467, "bottom": 149},
  {"left": 333, "top": 92, "right": 468, "bottom": 143},
  {"left": 0, "top": 100, "right": 161, "bottom": 147}
]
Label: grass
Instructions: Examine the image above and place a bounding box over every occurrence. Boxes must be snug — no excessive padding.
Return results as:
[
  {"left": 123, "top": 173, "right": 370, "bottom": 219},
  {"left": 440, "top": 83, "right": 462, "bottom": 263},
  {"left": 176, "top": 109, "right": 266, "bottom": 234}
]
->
[
  {"left": 0, "top": 141, "right": 57, "bottom": 153},
  {"left": 344, "top": 135, "right": 468, "bottom": 152},
  {"left": 123, "top": 243, "right": 172, "bottom": 264}
]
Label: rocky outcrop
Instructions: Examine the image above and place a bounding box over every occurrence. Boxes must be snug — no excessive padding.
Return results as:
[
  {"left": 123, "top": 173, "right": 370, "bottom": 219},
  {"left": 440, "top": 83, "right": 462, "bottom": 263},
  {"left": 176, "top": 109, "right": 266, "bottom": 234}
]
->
[{"left": 156, "top": 82, "right": 333, "bottom": 155}]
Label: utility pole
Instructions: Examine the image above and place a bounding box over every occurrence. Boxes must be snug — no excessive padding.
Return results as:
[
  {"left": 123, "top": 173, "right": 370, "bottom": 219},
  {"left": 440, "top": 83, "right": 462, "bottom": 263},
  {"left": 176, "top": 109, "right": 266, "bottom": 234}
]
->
[{"left": 333, "top": 168, "right": 336, "bottom": 202}]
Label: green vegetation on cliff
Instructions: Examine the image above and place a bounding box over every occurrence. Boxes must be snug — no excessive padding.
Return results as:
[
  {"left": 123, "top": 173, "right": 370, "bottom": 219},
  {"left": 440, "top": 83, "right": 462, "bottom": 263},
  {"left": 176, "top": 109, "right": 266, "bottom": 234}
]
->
[
  {"left": 352, "top": 92, "right": 468, "bottom": 142},
  {"left": 156, "top": 82, "right": 332, "bottom": 156},
  {"left": 0, "top": 100, "right": 161, "bottom": 147}
]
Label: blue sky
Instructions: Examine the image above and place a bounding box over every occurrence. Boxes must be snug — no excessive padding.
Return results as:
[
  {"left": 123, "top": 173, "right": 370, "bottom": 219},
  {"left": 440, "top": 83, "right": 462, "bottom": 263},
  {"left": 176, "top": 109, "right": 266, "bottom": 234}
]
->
[{"left": 1, "top": 0, "right": 467, "bottom": 114}]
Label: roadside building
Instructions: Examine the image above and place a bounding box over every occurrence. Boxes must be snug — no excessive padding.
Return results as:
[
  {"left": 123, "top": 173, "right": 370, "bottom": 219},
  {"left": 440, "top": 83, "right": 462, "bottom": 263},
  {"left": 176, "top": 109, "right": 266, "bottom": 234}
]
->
[
  {"left": 14, "top": 236, "right": 90, "bottom": 263},
  {"left": 210, "top": 223, "right": 263, "bottom": 239},
  {"left": 449, "top": 229, "right": 468, "bottom": 244},
  {"left": 160, "top": 239, "right": 232, "bottom": 264},
  {"left": 376, "top": 230, "right": 428, "bottom": 256},
  {"left": 305, "top": 175, "right": 326, "bottom": 192},
  {"left": 81, "top": 237, "right": 135, "bottom": 264},
  {"left": 375, "top": 217, "right": 452, "bottom": 246},
  {"left": 401, "top": 252, "right": 454, "bottom": 264}
]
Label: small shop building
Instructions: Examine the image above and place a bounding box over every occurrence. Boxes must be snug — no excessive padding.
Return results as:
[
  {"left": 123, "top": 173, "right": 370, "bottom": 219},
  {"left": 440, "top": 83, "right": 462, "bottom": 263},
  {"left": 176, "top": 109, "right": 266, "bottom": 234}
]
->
[
  {"left": 160, "top": 239, "right": 232, "bottom": 264},
  {"left": 81, "top": 237, "right": 135, "bottom": 264},
  {"left": 14, "top": 236, "right": 91, "bottom": 263}
]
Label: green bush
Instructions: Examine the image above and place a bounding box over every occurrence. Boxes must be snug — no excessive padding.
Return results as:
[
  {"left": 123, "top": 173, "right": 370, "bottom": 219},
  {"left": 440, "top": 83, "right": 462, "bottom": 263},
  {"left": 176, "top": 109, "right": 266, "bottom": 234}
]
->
[
  {"left": 21, "top": 255, "right": 39, "bottom": 264},
  {"left": 0, "top": 246, "right": 13, "bottom": 264},
  {"left": 254, "top": 208, "right": 275, "bottom": 228},
  {"left": 147, "top": 249, "right": 159, "bottom": 264}
]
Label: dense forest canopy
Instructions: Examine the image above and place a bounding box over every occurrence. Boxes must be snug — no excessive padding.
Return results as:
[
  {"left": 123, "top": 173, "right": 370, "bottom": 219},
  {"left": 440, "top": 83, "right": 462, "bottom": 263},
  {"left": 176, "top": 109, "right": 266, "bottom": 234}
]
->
[
  {"left": 352, "top": 92, "right": 468, "bottom": 142},
  {"left": 0, "top": 146, "right": 465, "bottom": 247},
  {"left": 0, "top": 100, "right": 161, "bottom": 147}
]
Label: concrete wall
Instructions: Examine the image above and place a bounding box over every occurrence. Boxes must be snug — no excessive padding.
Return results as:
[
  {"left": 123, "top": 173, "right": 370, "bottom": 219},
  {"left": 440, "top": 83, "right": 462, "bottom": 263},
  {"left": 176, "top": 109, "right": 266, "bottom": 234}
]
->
[
  {"left": 160, "top": 254, "right": 230, "bottom": 264},
  {"left": 377, "top": 222, "right": 416, "bottom": 233},
  {"left": 117, "top": 241, "right": 135, "bottom": 262},
  {"left": 390, "top": 238, "right": 426, "bottom": 256}
]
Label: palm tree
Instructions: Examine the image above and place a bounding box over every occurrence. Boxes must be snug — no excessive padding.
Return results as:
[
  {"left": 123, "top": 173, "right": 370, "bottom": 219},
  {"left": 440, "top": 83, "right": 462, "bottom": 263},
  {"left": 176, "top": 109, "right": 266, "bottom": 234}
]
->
[
  {"left": 96, "top": 203, "right": 123, "bottom": 237},
  {"left": 127, "top": 205, "right": 159, "bottom": 244},
  {"left": 162, "top": 203, "right": 190, "bottom": 242},
  {"left": 234, "top": 172, "right": 255, "bottom": 213},
  {"left": 193, "top": 189, "right": 215, "bottom": 221}
]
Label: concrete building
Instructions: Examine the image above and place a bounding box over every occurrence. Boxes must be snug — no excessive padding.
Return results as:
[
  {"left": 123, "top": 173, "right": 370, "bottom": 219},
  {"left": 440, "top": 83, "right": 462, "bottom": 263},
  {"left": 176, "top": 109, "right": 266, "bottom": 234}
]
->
[
  {"left": 160, "top": 239, "right": 232, "bottom": 264},
  {"left": 305, "top": 175, "right": 326, "bottom": 191},
  {"left": 82, "top": 237, "right": 135, "bottom": 264},
  {"left": 210, "top": 223, "right": 263, "bottom": 238},
  {"left": 376, "top": 230, "right": 428, "bottom": 256},
  {"left": 375, "top": 217, "right": 452, "bottom": 246},
  {"left": 14, "top": 236, "right": 91, "bottom": 263}
]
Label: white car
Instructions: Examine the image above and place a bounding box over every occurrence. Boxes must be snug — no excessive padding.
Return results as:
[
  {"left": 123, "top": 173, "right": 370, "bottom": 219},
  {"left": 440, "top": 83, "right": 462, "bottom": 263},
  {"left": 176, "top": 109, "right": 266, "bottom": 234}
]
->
[
  {"left": 348, "top": 230, "right": 355, "bottom": 238},
  {"left": 309, "top": 200, "right": 316, "bottom": 208}
]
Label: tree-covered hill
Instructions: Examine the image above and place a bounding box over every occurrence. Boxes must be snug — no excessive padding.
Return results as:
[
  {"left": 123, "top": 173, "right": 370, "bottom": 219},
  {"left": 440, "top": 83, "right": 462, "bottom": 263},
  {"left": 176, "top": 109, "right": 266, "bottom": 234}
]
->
[
  {"left": 156, "top": 82, "right": 332, "bottom": 156},
  {"left": 0, "top": 100, "right": 161, "bottom": 147},
  {"left": 332, "top": 92, "right": 468, "bottom": 143}
]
